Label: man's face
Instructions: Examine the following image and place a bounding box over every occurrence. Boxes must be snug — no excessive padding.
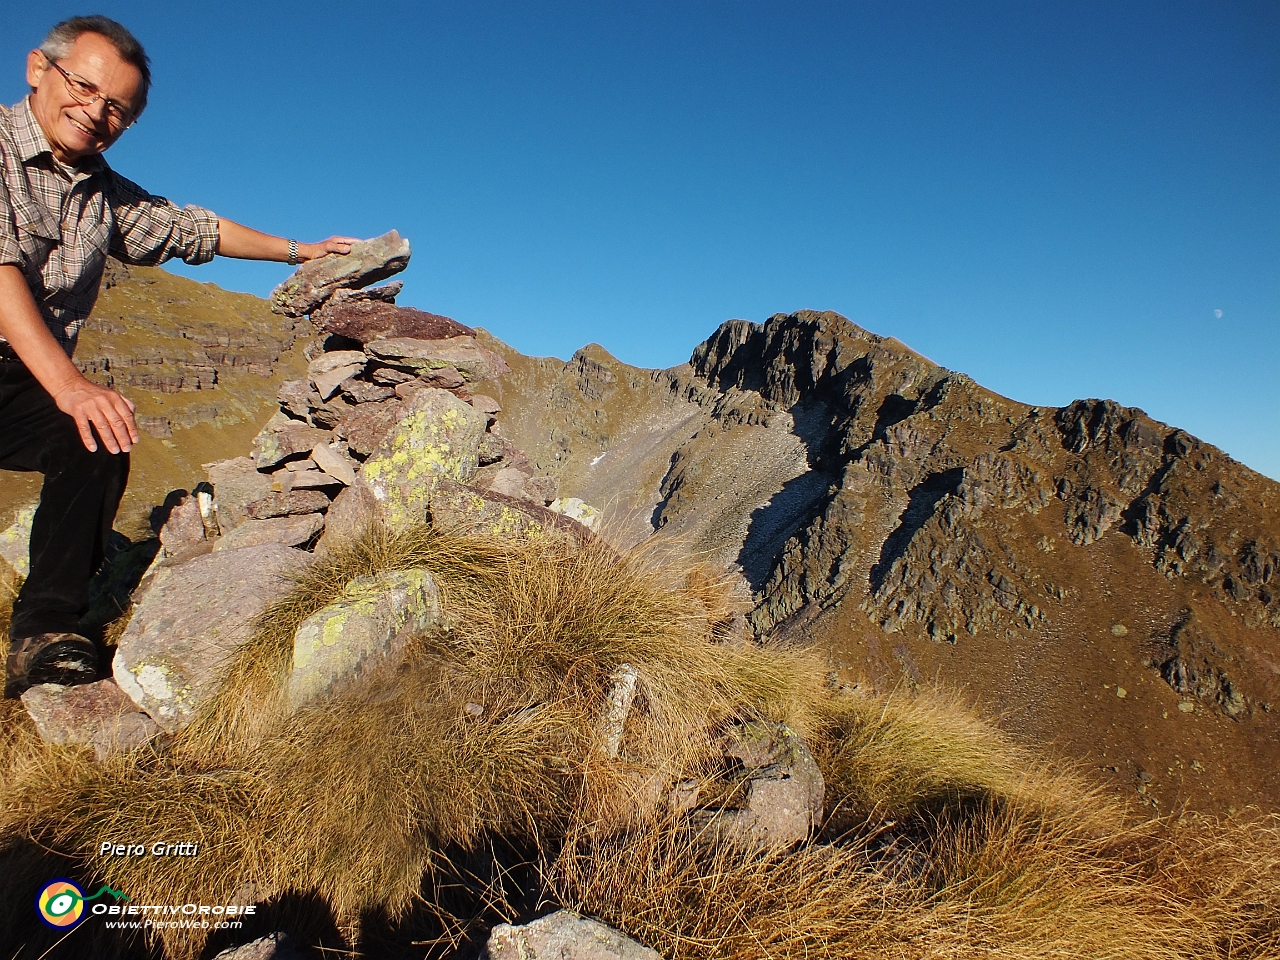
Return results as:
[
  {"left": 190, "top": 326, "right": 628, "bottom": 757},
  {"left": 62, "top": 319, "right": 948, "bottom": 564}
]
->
[{"left": 25, "top": 32, "right": 143, "bottom": 165}]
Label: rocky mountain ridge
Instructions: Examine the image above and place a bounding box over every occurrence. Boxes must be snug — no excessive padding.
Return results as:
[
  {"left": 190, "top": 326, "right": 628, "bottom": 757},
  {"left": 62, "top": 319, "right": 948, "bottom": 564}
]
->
[{"left": 484, "top": 310, "right": 1280, "bottom": 814}]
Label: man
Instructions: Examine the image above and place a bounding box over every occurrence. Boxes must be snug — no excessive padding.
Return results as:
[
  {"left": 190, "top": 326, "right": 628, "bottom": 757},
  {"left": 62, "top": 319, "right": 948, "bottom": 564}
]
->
[{"left": 1, "top": 16, "right": 357, "bottom": 697}]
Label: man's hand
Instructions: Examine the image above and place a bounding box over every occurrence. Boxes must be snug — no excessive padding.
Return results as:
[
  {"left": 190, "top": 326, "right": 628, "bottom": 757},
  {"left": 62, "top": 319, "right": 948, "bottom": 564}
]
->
[
  {"left": 51, "top": 376, "right": 139, "bottom": 454},
  {"left": 298, "top": 236, "right": 360, "bottom": 261}
]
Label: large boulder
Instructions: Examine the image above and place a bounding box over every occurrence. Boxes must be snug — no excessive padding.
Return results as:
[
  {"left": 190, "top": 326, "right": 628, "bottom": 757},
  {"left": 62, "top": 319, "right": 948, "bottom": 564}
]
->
[
  {"left": 486, "top": 911, "right": 658, "bottom": 960},
  {"left": 360, "top": 389, "right": 488, "bottom": 529},
  {"left": 270, "top": 231, "right": 411, "bottom": 318},
  {"left": 287, "top": 568, "right": 439, "bottom": 707},
  {"left": 314, "top": 300, "right": 475, "bottom": 343},
  {"left": 365, "top": 336, "right": 510, "bottom": 383},
  {"left": 113, "top": 544, "right": 307, "bottom": 732},
  {"left": 20, "top": 679, "right": 160, "bottom": 760}
]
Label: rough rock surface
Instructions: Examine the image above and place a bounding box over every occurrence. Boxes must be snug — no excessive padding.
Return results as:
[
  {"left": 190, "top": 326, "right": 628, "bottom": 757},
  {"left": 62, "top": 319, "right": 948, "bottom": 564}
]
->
[
  {"left": 360, "top": 389, "right": 488, "bottom": 528},
  {"left": 270, "top": 231, "right": 411, "bottom": 318},
  {"left": 486, "top": 911, "right": 658, "bottom": 960},
  {"left": 713, "top": 721, "right": 825, "bottom": 846},
  {"left": 113, "top": 543, "right": 306, "bottom": 732},
  {"left": 430, "top": 480, "right": 591, "bottom": 543},
  {"left": 213, "top": 514, "right": 324, "bottom": 551},
  {"left": 0, "top": 503, "right": 37, "bottom": 576},
  {"left": 208, "top": 457, "right": 275, "bottom": 533},
  {"left": 20, "top": 680, "right": 160, "bottom": 760},
  {"left": 288, "top": 568, "right": 439, "bottom": 707},
  {"left": 315, "top": 300, "right": 475, "bottom": 343},
  {"left": 365, "top": 336, "right": 510, "bottom": 382}
]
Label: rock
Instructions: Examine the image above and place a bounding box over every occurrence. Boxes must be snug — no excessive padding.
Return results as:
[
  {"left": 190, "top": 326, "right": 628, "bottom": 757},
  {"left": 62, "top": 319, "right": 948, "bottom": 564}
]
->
[
  {"left": 246, "top": 489, "right": 331, "bottom": 520},
  {"left": 477, "top": 433, "right": 506, "bottom": 466},
  {"left": 277, "top": 379, "right": 322, "bottom": 419},
  {"left": 525, "top": 475, "right": 560, "bottom": 505},
  {"left": 480, "top": 467, "right": 531, "bottom": 500},
  {"left": 320, "top": 280, "right": 403, "bottom": 308},
  {"left": 310, "top": 442, "right": 357, "bottom": 486},
  {"left": 469, "top": 394, "right": 502, "bottom": 416},
  {"left": 287, "top": 568, "right": 439, "bottom": 707},
  {"left": 158, "top": 496, "right": 206, "bottom": 552},
  {"left": 309, "top": 396, "right": 356, "bottom": 430},
  {"left": 337, "top": 400, "right": 405, "bottom": 457},
  {"left": 252, "top": 421, "right": 333, "bottom": 471},
  {"left": 360, "top": 390, "right": 489, "bottom": 529},
  {"left": 598, "top": 663, "right": 640, "bottom": 757},
  {"left": 340, "top": 377, "right": 396, "bottom": 404},
  {"left": 270, "top": 231, "right": 411, "bottom": 318},
  {"left": 370, "top": 365, "right": 416, "bottom": 385},
  {"left": 317, "top": 481, "right": 381, "bottom": 548},
  {"left": 308, "top": 350, "right": 368, "bottom": 401},
  {"left": 549, "top": 497, "right": 602, "bottom": 532},
  {"left": 212, "top": 933, "right": 305, "bottom": 960},
  {"left": 314, "top": 300, "right": 475, "bottom": 343},
  {"left": 715, "top": 721, "right": 824, "bottom": 847},
  {"left": 283, "top": 469, "right": 343, "bottom": 491},
  {"left": 214, "top": 514, "right": 324, "bottom": 552},
  {"left": 430, "top": 480, "right": 591, "bottom": 543},
  {"left": 401, "top": 365, "right": 467, "bottom": 393},
  {"left": 0, "top": 503, "right": 36, "bottom": 577},
  {"left": 486, "top": 911, "right": 658, "bottom": 960},
  {"left": 208, "top": 457, "right": 276, "bottom": 532},
  {"left": 114, "top": 544, "right": 307, "bottom": 733},
  {"left": 20, "top": 679, "right": 161, "bottom": 760},
  {"left": 365, "top": 336, "right": 510, "bottom": 383}
]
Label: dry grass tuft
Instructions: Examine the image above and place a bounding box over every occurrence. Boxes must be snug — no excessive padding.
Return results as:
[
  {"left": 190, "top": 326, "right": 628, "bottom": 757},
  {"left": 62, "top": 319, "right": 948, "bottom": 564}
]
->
[{"left": 2, "top": 521, "right": 1279, "bottom": 960}]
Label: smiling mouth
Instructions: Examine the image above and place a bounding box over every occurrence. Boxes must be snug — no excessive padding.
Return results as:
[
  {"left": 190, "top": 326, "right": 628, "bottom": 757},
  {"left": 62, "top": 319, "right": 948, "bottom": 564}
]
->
[{"left": 68, "top": 117, "right": 100, "bottom": 139}]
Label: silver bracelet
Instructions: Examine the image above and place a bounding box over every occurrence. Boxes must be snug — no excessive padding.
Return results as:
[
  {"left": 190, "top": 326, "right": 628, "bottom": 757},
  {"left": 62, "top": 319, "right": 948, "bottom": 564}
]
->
[{"left": 287, "top": 239, "right": 299, "bottom": 265}]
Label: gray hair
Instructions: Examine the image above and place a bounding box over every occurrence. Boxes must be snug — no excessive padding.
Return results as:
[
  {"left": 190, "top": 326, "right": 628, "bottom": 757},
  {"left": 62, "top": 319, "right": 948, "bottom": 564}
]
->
[{"left": 39, "top": 16, "right": 151, "bottom": 113}]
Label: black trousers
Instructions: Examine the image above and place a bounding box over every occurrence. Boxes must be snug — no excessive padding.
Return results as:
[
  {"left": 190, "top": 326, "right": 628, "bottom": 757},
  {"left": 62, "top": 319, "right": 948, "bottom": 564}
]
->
[{"left": 0, "top": 362, "right": 128, "bottom": 640}]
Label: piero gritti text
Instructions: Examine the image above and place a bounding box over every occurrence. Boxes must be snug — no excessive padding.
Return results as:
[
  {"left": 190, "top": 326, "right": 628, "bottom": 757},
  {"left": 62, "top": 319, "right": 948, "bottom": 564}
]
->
[{"left": 99, "top": 841, "right": 200, "bottom": 858}]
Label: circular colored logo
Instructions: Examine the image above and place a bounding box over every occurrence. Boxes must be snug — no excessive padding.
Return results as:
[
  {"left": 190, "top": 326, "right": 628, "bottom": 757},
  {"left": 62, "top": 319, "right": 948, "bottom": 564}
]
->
[{"left": 36, "top": 879, "right": 86, "bottom": 929}]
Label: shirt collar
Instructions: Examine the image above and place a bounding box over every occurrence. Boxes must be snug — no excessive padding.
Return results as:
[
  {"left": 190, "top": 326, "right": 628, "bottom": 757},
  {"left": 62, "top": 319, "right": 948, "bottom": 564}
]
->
[{"left": 13, "top": 96, "right": 107, "bottom": 177}]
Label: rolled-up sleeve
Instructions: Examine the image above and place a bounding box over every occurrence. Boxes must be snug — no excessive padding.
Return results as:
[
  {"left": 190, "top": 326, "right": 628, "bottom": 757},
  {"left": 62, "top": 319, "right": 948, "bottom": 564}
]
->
[{"left": 106, "top": 171, "right": 219, "bottom": 267}]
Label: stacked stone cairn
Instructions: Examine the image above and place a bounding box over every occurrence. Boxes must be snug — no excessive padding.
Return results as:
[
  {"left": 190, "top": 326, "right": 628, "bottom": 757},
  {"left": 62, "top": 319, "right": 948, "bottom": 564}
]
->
[
  {"left": 17, "top": 232, "right": 604, "bottom": 757},
  {"left": 157, "top": 230, "right": 596, "bottom": 560}
]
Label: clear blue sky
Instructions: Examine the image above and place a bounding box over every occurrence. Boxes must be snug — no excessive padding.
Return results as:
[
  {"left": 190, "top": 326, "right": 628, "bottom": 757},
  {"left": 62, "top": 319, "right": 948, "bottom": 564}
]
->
[{"left": 7, "top": 2, "right": 1278, "bottom": 480}]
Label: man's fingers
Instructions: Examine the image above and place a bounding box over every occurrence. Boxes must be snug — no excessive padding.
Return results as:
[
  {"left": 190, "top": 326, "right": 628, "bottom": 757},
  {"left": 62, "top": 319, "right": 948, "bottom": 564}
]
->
[{"left": 74, "top": 413, "right": 98, "bottom": 454}]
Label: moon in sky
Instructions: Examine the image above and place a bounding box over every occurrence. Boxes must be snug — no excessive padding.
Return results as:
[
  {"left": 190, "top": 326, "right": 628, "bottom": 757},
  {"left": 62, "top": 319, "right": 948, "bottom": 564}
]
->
[{"left": 1215, "top": 309, "right": 1223, "bottom": 318}]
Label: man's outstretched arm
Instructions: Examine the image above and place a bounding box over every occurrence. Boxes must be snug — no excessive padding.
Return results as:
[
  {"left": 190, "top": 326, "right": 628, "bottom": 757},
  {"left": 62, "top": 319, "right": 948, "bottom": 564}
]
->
[
  {"left": 0, "top": 265, "right": 139, "bottom": 455},
  {"left": 216, "top": 219, "right": 359, "bottom": 263}
]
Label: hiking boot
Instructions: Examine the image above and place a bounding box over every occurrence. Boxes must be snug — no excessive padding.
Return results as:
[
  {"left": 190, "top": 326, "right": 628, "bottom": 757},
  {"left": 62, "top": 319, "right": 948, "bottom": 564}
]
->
[{"left": 4, "top": 633, "right": 99, "bottom": 699}]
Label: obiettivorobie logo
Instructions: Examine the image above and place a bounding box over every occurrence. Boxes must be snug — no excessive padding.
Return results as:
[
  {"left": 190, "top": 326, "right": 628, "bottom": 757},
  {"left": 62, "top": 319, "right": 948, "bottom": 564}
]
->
[{"left": 36, "top": 879, "right": 130, "bottom": 929}]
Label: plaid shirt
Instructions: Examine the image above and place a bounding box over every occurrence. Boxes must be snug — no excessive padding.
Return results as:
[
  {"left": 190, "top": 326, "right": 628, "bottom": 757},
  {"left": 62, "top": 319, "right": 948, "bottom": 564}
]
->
[{"left": 0, "top": 97, "right": 219, "bottom": 357}]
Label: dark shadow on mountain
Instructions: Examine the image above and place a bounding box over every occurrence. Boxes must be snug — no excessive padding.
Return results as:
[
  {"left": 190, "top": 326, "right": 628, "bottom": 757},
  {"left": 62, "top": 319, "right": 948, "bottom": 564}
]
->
[
  {"left": 868, "top": 468, "right": 965, "bottom": 593},
  {"left": 736, "top": 471, "right": 836, "bottom": 590},
  {"left": 733, "top": 401, "right": 841, "bottom": 591}
]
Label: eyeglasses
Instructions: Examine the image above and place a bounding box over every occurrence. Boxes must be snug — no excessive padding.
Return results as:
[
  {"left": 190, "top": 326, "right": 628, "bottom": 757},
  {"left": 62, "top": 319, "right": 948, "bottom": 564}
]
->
[{"left": 44, "top": 55, "right": 136, "bottom": 130}]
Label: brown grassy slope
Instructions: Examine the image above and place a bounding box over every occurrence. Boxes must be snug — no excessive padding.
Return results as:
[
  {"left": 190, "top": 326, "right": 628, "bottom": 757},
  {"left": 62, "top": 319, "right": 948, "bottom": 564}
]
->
[
  {"left": 485, "top": 311, "right": 1280, "bottom": 817},
  {"left": 0, "top": 262, "right": 307, "bottom": 538},
  {"left": 2, "top": 525, "right": 1278, "bottom": 960}
]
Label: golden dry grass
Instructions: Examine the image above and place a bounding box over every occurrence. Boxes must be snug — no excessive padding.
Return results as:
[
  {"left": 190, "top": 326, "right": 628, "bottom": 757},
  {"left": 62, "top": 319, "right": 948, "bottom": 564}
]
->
[{"left": 1, "top": 522, "right": 1279, "bottom": 959}]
